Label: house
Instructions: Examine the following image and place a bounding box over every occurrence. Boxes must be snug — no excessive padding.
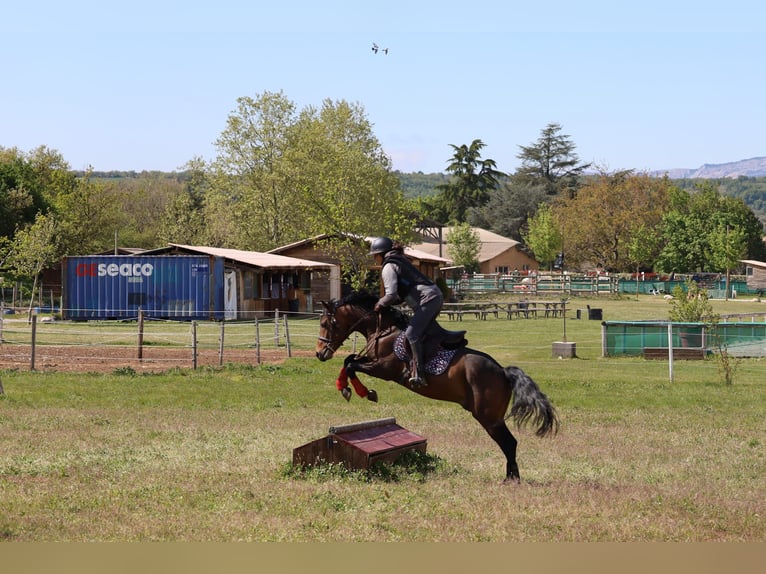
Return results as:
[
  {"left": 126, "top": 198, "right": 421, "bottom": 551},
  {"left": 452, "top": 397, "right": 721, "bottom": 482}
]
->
[
  {"left": 411, "top": 227, "right": 539, "bottom": 276},
  {"left": 741, "top": 259, "right": 766, "bottom": 292},
  {"left": 139, "top": 244, "right": 336, "bottom": 318},
  {"left": 268, "top": 234, "right": 452, "bottom": 302}
]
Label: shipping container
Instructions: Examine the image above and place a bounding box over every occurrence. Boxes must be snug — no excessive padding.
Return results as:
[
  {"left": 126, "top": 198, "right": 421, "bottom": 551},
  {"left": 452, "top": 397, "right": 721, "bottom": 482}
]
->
[{"left": 61, "top": 255, "right": 225, "bottom": 320}]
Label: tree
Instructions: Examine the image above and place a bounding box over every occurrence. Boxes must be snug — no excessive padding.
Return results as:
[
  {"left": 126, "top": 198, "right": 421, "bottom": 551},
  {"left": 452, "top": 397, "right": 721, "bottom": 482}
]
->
[
  {"left": 553, "top": 171, "right": 672, "bottom": 271},
  {"left": 446, "top": 223, "right": 481, "bottom": 273},
  {"left": 0, "top": 147, "right": 51, "bottom": 240},
  {"left": 523, "top": 203, "right": 562, "bottom": 271},
  {"left": 159, "top": 157, "right": 208, "bottom": 245},
  {"left": 429, "top": 139, "right": 504, "bottom": 223},
  {"left": 205, "top": 91, "right": 299, "bottom": 249},
  {"left": 708, "top": 224, "right": 747, "bottom": 300},
  {"left": 515, "top": 122, "right": 590, "bottom": 198},
  {"left": 469, "top": 179, "right": 546, "bottom": 241},
  {"left": 656, "top": 182, "right": 765, "bottom": 273},
  {"left": 51, "top": 169, "right": 122, "bottom": 254},
  {"left": 287, "top": 99, "right": 413, "bottom": 288},
  {"left": 7, "top": 212, "right": 59, "bottom": 316},
  {"left": 626, "top": 222, "right": 663, "bottom": 299}
]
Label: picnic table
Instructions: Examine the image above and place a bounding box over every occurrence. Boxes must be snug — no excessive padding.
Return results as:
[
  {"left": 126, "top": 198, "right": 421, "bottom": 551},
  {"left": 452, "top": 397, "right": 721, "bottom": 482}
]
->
[{"left": 440, "top": 301, "right": 565, "bottom": 321}]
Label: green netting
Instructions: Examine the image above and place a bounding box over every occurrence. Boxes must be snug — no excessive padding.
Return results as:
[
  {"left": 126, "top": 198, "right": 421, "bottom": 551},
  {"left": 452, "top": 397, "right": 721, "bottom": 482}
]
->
[{"left": 603, "top": 321, "right": 766, "bottom": 357}]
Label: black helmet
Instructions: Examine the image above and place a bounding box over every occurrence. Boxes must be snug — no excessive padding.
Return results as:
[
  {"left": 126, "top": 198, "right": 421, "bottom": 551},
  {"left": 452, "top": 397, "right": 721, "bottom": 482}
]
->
[{"left": 368, "top": 237, "right": 393, "bottom": 255}]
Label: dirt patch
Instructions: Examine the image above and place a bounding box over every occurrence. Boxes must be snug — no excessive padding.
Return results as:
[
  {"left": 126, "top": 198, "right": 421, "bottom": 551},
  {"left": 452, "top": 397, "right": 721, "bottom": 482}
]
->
[{"left": 0, "top": 344, "right": 315, "bottom": 373}]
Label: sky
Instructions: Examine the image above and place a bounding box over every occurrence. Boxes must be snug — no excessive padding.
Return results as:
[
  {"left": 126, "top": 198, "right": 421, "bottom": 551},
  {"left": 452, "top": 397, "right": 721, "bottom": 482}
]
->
[{"left": 3, "top": 1, "right": 765, "bottom": 175}]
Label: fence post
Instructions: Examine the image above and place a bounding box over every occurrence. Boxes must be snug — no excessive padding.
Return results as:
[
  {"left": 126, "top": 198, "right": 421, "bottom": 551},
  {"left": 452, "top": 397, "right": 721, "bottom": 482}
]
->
[
  {"left": 667, "top": 323, "right": 674, "bottom": 383},
  {"left": 137, "top": 308, "right": 144, "bottom": 361},
  {"left": 191, "top": 321, "right": 198, "bottom": 370},
  {"left": 283, "top": 313, "right": 291, "bottom": 358},
  {"left": 274, "top": 309, "right": 280, "bottom": 347},
  {"left": 30, "top": 314, "right": 37, "bottom": 371},
  {"left": 254, "top": 316, "right": 261, "bottom": 364},
  {"left": 218, "top": 321, "right": 225, "bottom": 366}
]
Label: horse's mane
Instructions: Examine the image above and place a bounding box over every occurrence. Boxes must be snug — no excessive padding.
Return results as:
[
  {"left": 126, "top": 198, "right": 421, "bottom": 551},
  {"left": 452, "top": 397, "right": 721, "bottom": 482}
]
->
[{"left": 335, "top": 290, "right": 410, "bottom": 330}]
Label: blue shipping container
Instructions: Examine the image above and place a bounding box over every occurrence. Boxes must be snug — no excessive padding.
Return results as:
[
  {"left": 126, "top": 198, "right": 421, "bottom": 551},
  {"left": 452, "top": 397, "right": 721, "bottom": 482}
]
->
[{"left": 62, "top": 255, "right": 225, "bottom": 320}]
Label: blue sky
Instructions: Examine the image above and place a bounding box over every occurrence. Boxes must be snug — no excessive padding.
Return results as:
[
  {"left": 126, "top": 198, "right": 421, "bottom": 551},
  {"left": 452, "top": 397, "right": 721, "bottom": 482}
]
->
[{"left": 3, "top": 1, "right": 764, "bottom": 175}]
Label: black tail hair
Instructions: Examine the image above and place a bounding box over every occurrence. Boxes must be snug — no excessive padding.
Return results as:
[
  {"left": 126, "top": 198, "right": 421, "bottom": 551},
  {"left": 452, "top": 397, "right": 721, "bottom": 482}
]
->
[{"left": 505, "top": 366, "right": 559, "bottom": 437}]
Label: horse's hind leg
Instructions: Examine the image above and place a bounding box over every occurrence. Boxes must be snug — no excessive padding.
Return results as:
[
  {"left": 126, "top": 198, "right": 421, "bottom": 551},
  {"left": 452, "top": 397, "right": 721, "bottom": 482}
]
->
[{"left": 484, "top": 421, "right": 520, "bottom": 483}]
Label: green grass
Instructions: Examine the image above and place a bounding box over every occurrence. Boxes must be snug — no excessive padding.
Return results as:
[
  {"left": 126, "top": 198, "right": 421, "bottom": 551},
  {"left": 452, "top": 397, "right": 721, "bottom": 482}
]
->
[{"left": 1, "top": 294, "right": 765, "bottom": 541}]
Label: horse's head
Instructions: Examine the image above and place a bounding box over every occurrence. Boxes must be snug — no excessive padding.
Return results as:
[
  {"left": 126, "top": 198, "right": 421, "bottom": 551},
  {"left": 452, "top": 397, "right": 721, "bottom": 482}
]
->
[{"left": 315, "top": 292, "right": 381, "bottom": 361}]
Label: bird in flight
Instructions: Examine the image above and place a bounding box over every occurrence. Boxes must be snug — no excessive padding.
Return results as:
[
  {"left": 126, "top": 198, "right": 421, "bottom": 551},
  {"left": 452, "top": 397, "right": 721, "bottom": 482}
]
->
[{"left": 372, "top": 43, "right": 388, "bottom": 54}]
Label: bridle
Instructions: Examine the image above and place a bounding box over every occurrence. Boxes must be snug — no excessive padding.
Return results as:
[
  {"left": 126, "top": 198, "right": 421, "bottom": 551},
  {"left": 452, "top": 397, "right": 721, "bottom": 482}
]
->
[{"left": 317, "top": 303, "right": 378, "bottom": 355}]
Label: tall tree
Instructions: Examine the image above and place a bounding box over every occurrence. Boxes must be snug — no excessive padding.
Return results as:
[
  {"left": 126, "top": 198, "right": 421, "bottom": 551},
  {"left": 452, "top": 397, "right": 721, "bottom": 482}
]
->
[
  {"left": 469, "top": 180, "right": 547, "bottom": 241},
  {"left": 430, "top": 139, "right": 504, "bottom": 223},
  {"left": 522, "top": 202, "right": 562, "bottom": 271},
  {"left": 553, "top": 171, "right": 673, "bottom": 271},
  {"left": 446, "top": 223, "right": 481, "bottom": 273},
  {"left": 159, "top": 157, "right": 208, "bottom": 245},
  {"left": 51, "top": 170, "right": 121, "bottom": 255},
  {"left": 287, "top": 99, "right": 413, "bottom": 287},
  {"left": 656, "top": 182, "right": 765, "bottom": 273},
  {"left": 7, "top": 212, "right": 59, "bottom": 315},
  {"left": 206, "top": 91, "right": 298, "bottom": 249},
  {"left": 0, "top": 147, "right": 52, "bottom": 239},
  {"left": 708, "top": 224, "right": 747, "bottom": 301},
  {"left": 515, "top": 123, "right": 590, "bottom": 198}
]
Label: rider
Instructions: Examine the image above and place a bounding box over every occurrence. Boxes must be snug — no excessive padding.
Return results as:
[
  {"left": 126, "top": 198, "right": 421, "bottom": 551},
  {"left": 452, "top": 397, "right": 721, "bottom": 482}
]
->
[{"left": 368, "top": 237, "right": 444, "bottom": 388}]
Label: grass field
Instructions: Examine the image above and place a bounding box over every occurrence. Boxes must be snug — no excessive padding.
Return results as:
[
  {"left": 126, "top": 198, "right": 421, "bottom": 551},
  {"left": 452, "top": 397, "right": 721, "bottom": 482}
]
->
[{"left": 1, "top": 295, "right": 764, "bottom": 541}]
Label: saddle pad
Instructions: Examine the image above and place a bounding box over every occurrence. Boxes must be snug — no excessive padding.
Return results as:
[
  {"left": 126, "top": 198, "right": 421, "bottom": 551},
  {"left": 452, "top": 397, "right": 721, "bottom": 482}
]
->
[{"left": 393, "top": 332, "right": 458, "bottom": 376}]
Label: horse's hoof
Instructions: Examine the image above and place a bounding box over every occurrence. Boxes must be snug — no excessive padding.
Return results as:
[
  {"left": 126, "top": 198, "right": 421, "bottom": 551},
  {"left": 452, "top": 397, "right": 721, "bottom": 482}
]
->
[
  {"left": 503, "top": 475, "right": 521, "bottom": 485},
  {"left": 341, "top": 387, "right": 352, "bottom": 402},
  {"left": 367, "top": 390, "right": 378, "bottom": 403},
  {"left": 409, "top": 378, "right": 428, "bottom": 390}
]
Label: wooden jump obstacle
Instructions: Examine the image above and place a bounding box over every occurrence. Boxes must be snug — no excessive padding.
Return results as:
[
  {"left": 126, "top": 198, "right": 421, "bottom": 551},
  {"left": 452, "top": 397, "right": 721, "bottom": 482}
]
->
[{"left": 292, "top": 417, "right": 427, "bottom": 471}]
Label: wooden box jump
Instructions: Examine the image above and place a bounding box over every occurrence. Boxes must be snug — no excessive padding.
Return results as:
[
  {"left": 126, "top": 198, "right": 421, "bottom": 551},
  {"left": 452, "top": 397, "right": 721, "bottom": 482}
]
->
[{"left": 292, "top": 417, "right": 427, "bottom": 471}]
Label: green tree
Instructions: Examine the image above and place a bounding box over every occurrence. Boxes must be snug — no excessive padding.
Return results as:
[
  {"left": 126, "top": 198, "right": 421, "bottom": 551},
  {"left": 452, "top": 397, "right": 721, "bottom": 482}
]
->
[
  {"left": 429, "top": 139, "right": 504, "bottom": 223},
  {"left": 159, "top": 157, "right": 208, "bottom": 245},
  {"left": 51, "top": 170, "right": 121, "bottom": 254},
  {"left": 469, "top": 180, "right": 546, "bottom": 241},
  {"left": 554, "top": 171, "right": 673, "bottom": 271},
  {"left": 626, "top": 222, "right": 663, "bottom": 299},
  {"left": 446, "top": 223, "right": 481, "bottom": 273},
  {"left": 7, "top": 212, "right": 59, "bottom": 316},
  {"left": 656, "top": 182, "right": 765, "bottom": 273},
  {"left": 287, "top": 98, "right": 413, "bottom": 287},
  {"left": 523, "top": 202, "right": 562, "bottom": 270},
  {"left": 515, "top": 122, "right": 590, "bottom": 198},
  {"left": 708, "top": 224, "right": 747, "bottom": 300},
  {"left": 0, "top": 147, "right": 51, "bottom": 239},
  {"left": 205, "top": 91, "right": 299, "bottom": 249}
]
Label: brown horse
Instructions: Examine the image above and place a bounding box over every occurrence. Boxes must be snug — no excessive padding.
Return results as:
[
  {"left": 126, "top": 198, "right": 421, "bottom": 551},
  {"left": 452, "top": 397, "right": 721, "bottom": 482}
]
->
[{"left": 315, "top": 291, "right": 559, "bottom": 483}]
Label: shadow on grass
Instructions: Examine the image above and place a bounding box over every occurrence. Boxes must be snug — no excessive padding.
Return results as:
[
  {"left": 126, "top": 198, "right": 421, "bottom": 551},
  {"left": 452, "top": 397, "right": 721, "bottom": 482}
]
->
[{"left": 282, "top": 450, "right": 458, "bottom": 484}]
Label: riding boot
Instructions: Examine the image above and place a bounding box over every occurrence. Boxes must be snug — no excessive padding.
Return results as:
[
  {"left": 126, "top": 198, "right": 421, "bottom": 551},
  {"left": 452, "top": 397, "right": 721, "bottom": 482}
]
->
[{"left": 408, "top": 339, "right": 428, "bottom": 389}]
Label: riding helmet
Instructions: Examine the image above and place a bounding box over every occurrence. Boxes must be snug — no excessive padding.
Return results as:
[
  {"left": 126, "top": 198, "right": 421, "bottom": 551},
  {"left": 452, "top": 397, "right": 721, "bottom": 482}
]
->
[{"left": 368, "top": 237, "right": 394, "bottom": 255}]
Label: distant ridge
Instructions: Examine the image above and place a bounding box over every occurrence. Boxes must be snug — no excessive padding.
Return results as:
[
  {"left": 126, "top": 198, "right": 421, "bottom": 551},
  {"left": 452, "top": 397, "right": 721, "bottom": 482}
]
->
[{"left": 651, "top": 156, "right": 766, "bottom": 179}]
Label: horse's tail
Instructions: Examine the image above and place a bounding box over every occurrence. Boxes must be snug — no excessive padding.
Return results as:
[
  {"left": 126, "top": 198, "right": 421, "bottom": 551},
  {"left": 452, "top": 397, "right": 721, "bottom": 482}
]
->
[{"left": 504, "top": 366, "right": 559, "bottom": 437}]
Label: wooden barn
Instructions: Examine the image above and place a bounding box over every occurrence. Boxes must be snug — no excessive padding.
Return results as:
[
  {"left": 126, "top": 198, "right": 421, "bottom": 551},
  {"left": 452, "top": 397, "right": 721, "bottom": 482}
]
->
[
  {"left": 741, "top": 259, "right": 766, "bottom": 293},
  {"left": 411, "top": 226, "right": 539, "bottom": 275},
  {"left": 138, "top": 244, "right": 336, "bottom": 318}
]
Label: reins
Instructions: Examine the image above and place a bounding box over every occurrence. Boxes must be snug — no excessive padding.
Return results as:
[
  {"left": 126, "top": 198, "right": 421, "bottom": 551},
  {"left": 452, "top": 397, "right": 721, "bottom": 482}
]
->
[{"left": 319, "top": 304, "right": 394, "bottom": 358}]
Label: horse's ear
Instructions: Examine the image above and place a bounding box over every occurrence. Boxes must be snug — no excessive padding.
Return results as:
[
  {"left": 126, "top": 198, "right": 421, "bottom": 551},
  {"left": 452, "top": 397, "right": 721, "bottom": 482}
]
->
[{"left": 321, "top": 301, "right": 331, "bottom": 312}]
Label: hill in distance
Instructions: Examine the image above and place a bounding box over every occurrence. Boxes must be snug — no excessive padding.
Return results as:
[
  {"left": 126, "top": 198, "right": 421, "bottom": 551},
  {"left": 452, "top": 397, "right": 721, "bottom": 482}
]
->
[{"left": 652, "top": 156, "right": 766, "bottom": 179}]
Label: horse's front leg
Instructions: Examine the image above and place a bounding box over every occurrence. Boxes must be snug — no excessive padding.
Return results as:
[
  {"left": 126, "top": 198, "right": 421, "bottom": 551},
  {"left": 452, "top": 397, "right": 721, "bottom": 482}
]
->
[{"left": 341, "top": 354, "right": 378, "bottom": 402}]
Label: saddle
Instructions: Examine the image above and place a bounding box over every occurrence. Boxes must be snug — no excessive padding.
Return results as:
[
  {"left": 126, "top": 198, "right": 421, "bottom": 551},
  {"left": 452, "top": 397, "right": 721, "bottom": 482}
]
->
[{"left": 393, "top": 321, "right": 467, "bottom": 376}]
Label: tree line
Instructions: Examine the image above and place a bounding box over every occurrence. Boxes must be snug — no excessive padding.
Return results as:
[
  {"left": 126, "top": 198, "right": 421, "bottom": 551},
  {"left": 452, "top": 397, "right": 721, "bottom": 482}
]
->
[{"left": 2, "top": 90, "right": 766, "bottom": 309}]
